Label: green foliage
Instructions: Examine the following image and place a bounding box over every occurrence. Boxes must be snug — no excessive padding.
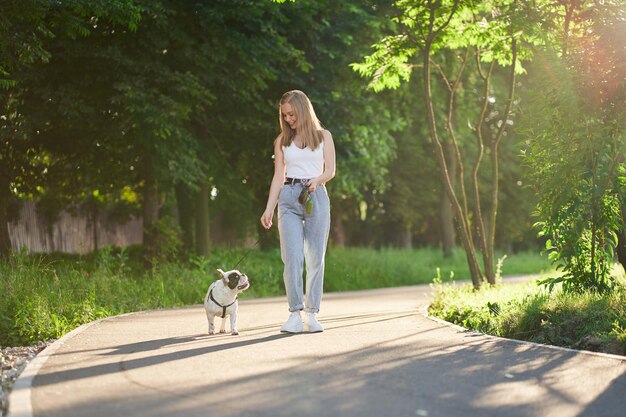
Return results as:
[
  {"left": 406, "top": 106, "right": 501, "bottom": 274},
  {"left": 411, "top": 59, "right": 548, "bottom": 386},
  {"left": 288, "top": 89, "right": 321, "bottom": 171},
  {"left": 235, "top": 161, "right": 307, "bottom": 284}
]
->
[
  {"left": 5, "top": 0, "right": 616, "bottom": 260},
  {"left": 610, "top": 320, "right": 626, "bottom": 349},
  {"left": 518, "top": 1, "right": 626, "bottom": 294},
  {"left": 273, "top": 0, "right": 402, "bottom": 201},
  {"left": 353, "top": 0, "right": 542, "bottom": 91},
  {"left": 521, "top": 51, "right": 625, "bottom": 294},
  {"left": 429, "top": 276, "right": 626, "bottom": 355},
  {"left": 0, "top": 0, "right": 140, "bottom": 86},
  {"left": 0, "top": 247, "right": 550, "bottom": 346},
  {"left": 14, "top": 290, "right": 111, "bottom": 344},
  {"left": 351, "top": 0, "right": 554, "bottom": 286},
  {"left": 0, "top": 0, "right": 144, "bottom": 257},
  {"left": 143, "top": 216, "right": 184, "bottom": 264},
  {"left": 2, "top": 0, "right": 403, "bottom": 254}
]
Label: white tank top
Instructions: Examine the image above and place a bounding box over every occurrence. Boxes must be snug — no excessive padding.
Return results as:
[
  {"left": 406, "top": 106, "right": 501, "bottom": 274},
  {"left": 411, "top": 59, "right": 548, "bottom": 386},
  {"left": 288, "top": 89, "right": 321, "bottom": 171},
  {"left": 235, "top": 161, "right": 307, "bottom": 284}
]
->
[{"left": 283, "top": 142, "right": 324, "bottom": 179}]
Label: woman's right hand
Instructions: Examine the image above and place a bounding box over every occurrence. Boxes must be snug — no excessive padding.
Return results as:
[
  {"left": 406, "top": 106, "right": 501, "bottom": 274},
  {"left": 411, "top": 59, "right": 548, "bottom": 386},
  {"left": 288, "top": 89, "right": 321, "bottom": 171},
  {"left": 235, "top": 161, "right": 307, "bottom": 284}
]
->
[{"left": 260, "top": 210, "right": 274, "bottom": 229}]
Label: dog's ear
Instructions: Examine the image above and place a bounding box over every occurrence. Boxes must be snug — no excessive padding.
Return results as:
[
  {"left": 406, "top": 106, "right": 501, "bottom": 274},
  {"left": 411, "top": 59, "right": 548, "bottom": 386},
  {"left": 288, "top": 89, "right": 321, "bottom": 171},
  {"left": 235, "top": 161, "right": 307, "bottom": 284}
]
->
[{"left": 217, "top": 269, "right": 229, "bottom": 284}]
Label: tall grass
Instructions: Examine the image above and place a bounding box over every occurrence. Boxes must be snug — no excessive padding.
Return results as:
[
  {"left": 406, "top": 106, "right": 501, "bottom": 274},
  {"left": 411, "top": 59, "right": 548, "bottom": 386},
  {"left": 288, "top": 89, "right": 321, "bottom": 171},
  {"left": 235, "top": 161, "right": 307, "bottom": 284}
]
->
[
  {"left": 325, "top": 247, "right": 551, "bottom": 290},
  {"left": 428, "top": 266, "right": 626, "bottom": 356},
  {"left": 0, "top": 246, "right": 551, "bottom": 346}
]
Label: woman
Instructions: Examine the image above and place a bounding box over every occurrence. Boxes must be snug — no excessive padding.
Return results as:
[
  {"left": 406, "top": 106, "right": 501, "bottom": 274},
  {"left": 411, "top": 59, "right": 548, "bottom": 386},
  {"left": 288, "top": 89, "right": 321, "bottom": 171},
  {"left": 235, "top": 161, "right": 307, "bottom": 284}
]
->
[{"left": 260, "top": 90, "right": 336, "bottom": 333}]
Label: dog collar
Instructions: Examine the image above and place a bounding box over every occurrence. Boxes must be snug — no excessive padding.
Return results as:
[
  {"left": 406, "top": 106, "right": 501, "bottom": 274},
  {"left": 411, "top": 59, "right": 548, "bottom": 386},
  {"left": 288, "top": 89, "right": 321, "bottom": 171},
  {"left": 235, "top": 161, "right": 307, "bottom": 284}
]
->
[{"left": 209, "top": 289, "right": 237, "bottom": 318}]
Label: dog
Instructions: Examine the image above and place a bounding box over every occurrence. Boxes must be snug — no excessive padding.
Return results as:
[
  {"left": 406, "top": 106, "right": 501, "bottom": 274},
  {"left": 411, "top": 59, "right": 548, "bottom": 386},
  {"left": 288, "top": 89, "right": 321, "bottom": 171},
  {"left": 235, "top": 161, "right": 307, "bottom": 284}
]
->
[{"left": 204, "top": 268, "right": 250, "bottom": 335}]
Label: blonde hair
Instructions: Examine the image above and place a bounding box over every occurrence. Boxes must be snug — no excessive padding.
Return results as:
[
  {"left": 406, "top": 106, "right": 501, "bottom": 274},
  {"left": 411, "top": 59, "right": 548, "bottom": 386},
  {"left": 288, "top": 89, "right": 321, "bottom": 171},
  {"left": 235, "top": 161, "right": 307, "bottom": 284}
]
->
[{"left": 276, "top": 90, "right": 324, "bottom": 150}]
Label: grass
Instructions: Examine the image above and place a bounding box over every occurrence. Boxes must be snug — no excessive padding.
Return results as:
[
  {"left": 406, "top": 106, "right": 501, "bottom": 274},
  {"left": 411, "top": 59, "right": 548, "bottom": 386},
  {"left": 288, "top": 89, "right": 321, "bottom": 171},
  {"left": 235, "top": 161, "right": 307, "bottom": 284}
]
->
[
  {"left": 325, "top": 247, "right": 551, "bottom": 290},
  {"left": 0, "top": 246, "right": 551, "bottom": 347},
  {"left": 428, "top": 264, "right": 626, "bottom": 356}
]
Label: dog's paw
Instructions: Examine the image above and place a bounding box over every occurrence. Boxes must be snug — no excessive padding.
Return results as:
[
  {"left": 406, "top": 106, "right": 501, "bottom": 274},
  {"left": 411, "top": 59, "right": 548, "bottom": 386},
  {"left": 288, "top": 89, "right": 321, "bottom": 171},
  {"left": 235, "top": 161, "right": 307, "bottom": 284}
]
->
[
  {"left": 219, "top": 329, "right": 226, "bottom": 334},
  {"left": 231, "top": 331, "right": 239, "bottom": 336},
  {"left": 208, "top": 330, "right": 215, "bottom": 335}
]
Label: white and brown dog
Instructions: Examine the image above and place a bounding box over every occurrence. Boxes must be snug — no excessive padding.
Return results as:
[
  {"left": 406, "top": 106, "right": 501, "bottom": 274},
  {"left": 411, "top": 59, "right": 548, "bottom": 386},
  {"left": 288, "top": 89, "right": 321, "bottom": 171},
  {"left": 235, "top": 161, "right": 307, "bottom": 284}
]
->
[{"left": 204, "top": 269, "right": 250, "bottom": 335}]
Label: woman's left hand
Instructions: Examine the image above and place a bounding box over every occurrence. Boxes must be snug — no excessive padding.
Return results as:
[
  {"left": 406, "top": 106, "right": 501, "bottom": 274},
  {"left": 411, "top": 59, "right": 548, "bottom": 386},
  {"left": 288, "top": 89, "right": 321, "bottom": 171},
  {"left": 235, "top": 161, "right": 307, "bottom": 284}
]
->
[{"left": 305, "top": 179, "right": 320, "bottom": 193}]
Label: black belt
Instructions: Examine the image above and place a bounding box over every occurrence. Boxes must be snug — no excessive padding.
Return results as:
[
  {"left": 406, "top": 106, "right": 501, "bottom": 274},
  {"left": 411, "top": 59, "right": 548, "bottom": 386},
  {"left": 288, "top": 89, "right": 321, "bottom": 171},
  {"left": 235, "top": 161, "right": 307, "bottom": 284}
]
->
[{"left": 284, "top": 177, "right": 306, "bottom": 185}]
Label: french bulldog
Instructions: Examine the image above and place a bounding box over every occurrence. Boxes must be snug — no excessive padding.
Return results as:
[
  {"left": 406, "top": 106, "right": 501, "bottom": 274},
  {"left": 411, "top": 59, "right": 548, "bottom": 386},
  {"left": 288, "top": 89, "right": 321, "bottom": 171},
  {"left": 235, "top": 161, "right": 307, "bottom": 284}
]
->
[{"left": 204, "top": 268, "right": 250, "bottom": 335}]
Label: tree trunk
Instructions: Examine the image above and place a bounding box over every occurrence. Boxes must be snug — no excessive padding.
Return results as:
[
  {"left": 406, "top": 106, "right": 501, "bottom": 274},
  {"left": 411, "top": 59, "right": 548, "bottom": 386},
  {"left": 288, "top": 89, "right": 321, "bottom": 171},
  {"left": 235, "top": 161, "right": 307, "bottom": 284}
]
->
[
  {"left": 0, "top": 176, "right": 11, "bottom": 258},
  {"left": 440, "top": 142, "right": 457, "bottom": 258},
  {"left": 142, "top": 158, "right": 159, "bottom": 266},
  {"left": 440, "top": 193, "right": 455, "bottom": 257},
  {"left": 617, "top": 202, "right": 626, "bottom": 272},
  {"left": 434, "top": 50, "right": 468, "bottom": 260},
  {"left": 485, "top": 37, "right": 518, "bottom": 285},
  {"left": 562, "top": 1, "right": 576, "bottom": 58},
  {"left": 195, "top": 180, "right": 210, "bottom": 257},
  {"left": 175, "top": 182, "right": 195, "bottom": 254},
  {"left": 91, "top": 207, "right": 99, "bottom": 252},
  {"left": 469, "top": 57, "right": 494, "bottom": 285},
  {"left": 332, "top": 217, "right": 347, "bottom": 248},
  {"left": 423, "top": 26, "right": 484, "bottom": 288},
  {"left": 400, "top": 226, "right": 412, "bottom": 249}
]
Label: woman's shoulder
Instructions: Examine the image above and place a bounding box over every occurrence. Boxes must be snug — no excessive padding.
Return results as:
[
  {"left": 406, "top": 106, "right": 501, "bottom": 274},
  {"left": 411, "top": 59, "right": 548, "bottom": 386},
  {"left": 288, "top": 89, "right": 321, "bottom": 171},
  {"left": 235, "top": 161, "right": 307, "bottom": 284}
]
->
[
  {"left": 273, "top": 136, "right": 286, "bottom": 155},
  {"left": 319, "top": 129, "right": 333, "bottom": 141}
]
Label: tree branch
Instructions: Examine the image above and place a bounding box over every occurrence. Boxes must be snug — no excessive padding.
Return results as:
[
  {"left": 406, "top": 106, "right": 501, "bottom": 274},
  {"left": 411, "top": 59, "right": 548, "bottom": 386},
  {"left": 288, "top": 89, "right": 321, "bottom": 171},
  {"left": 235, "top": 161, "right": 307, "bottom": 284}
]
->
[
  {"left": 433, "top": 0, "right": 461, "bottom": 37},
  {"left": 475, "top": 48, "right": 488, "bottom": 81}
]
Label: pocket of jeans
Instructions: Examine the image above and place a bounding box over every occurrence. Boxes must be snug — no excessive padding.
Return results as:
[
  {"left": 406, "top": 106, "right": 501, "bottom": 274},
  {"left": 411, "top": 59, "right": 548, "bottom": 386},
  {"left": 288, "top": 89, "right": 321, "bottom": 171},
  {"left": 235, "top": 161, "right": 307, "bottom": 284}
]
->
[
  {"left": 279, "top": 187, "right": 295, "bottom": 211},
  {"left": 312, "top": 187, "right": 330, "bottom": 211},
  {"left": 317, "top": 185, "right": 329, "bottom": 203}
]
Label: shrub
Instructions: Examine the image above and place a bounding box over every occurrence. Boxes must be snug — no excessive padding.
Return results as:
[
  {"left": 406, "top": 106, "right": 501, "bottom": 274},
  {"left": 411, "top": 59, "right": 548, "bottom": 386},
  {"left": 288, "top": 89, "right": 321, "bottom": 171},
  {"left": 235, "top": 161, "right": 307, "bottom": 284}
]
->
[{"left": 429, "top": 277, "right": 626, "bottom": 355}]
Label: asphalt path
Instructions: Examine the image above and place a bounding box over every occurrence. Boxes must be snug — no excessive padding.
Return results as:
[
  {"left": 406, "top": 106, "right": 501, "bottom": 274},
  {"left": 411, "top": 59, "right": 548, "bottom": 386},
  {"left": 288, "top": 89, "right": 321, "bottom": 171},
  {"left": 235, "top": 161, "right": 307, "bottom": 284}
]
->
[{"left": 9, "top": 281, "right": 626, "bottom": 417}]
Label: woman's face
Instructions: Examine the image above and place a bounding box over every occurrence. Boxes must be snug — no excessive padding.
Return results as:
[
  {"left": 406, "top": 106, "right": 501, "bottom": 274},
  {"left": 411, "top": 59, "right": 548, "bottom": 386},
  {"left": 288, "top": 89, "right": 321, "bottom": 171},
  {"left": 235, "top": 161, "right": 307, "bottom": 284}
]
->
[{"left": 281, "top": 102, "right": 297, "bottom": 130}]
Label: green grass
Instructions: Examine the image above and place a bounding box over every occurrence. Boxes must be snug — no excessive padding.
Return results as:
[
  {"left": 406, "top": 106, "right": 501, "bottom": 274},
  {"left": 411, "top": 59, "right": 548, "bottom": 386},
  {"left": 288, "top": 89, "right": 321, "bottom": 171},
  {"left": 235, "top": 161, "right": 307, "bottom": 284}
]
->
[
  {"left": 428, "top": 265, "right": 626, "bottom": 356},
  {"left": 0, "top": 246, "right": 551, "bottom": 347},
  {"left": 325, "top": 247, "right": 551, "bottom": 290}
]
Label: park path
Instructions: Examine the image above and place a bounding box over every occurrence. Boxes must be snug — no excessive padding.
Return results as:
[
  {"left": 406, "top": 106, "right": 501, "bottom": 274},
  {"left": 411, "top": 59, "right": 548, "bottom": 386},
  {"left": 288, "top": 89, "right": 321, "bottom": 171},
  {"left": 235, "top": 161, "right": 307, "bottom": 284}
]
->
[{"left": 9, "top": 282, "right": 626, "bottom": 417}]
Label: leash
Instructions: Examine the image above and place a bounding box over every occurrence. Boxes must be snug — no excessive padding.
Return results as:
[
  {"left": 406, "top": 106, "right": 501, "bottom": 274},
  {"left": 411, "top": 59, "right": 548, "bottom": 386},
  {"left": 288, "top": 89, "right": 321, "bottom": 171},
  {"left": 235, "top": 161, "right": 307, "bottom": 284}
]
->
[
  {"left": 232, "top": 237, "right": 261, "bottom": 269},
  {"left": 233, "top": 182, "right": 310, "bottom": 269},
  {"left": 231, "top": 205, "right": 287, "bottom": 269},
  {"left": 231, "top": 212, "right": 285, "bottom": 269}
]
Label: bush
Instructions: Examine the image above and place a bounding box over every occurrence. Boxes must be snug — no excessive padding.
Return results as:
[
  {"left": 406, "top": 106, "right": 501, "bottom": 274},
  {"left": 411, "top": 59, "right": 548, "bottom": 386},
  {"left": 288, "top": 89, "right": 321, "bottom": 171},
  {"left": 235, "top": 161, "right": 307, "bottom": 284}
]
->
[{"left": 429, "top": 276, "right": 626, "bottom": 355}]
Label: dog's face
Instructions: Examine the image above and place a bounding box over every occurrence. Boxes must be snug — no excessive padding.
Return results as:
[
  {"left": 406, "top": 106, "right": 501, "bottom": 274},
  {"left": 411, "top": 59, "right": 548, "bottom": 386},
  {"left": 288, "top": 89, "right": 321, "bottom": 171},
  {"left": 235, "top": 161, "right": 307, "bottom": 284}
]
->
[{"left": 217, "top": 269, "right": 250, "bottom": 292}]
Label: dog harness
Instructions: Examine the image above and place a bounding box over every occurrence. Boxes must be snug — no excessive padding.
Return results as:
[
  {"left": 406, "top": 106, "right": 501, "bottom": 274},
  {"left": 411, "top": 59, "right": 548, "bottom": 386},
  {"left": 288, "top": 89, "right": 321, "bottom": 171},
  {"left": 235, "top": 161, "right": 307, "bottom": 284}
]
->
[{"left": 209, "top": 289, "right": 237, "bottom": 318}]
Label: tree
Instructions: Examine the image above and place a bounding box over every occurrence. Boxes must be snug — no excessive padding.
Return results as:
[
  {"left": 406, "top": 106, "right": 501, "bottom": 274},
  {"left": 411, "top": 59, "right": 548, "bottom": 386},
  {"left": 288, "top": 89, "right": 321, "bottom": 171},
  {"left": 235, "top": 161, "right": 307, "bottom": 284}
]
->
[
  {"left": 167, "top": 0, "right": 310, "bottom": 254},
  {"left": 7, "top": 0, "right": 306, "bottom": 262},
  {"left": 354, "top": 0, "right": 540, "bottom": 287},
  {"left": 521, "top": 1, "right": 626, "bottom": 292},
  {"left": 0, "top": 0, "right": 140, "bottom": 257}
]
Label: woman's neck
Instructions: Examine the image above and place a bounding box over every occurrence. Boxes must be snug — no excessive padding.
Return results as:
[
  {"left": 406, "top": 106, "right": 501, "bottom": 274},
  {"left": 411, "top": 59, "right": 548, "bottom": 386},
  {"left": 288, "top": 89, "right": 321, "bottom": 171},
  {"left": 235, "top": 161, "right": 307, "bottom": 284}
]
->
[{"left": 292, "top": 134, "right": 305, "bottom": 149}]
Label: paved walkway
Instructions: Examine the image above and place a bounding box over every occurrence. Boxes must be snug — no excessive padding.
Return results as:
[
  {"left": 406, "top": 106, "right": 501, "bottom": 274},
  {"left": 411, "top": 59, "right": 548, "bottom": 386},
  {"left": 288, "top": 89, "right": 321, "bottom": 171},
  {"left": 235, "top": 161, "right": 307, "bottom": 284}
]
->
[{"left": 9, "top": 283, "right": 626, "bottom": 417}]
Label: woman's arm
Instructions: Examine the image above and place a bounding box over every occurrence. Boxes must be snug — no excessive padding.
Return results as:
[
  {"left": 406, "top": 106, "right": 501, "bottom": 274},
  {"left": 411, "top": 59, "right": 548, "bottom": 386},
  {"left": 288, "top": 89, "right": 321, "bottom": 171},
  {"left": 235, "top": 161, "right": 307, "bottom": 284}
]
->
[
  {"left": 260, "top": 140, "right": 286, "bottom": 229},
  {"left": 308, "top": 130, "right": 336, "bottom": 192}
]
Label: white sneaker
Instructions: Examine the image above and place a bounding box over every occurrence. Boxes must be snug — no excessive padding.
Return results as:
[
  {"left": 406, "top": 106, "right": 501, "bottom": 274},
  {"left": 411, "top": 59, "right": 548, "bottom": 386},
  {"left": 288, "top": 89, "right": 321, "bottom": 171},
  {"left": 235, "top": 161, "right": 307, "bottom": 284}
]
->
[
  {"left": 306, "top": 312, "right": 324, "bottom": 333},
  {"left": 280, "top": 311, "right": 304, "bottom": 333}
]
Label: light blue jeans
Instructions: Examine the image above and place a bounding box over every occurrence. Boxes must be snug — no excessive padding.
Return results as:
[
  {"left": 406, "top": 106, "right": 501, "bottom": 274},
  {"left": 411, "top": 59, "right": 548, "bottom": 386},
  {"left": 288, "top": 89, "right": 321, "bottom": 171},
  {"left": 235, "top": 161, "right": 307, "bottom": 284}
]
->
[{"left": 278, "top": 183, "right": 331, "bottom": 313}]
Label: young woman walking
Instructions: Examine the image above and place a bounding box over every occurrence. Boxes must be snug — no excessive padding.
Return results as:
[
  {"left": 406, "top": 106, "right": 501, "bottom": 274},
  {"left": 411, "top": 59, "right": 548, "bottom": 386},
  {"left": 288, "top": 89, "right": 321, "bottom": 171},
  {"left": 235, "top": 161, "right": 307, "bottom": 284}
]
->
[{"left": 260, "top": 90, "right": 336, "bottom": 333}]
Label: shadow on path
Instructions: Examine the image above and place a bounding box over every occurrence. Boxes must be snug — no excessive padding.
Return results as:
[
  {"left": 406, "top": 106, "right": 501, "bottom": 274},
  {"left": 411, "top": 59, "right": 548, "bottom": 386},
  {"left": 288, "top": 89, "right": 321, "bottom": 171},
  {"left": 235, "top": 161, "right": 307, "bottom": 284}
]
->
[
  {"left": 33, "top": 307, "right": 626, "bottom": 417},
  {"left": 34, "top": 333, "right": 290, "bottom": 387},
  {"left": 578, "top": 371, "right": 626, "bottom": 417}
]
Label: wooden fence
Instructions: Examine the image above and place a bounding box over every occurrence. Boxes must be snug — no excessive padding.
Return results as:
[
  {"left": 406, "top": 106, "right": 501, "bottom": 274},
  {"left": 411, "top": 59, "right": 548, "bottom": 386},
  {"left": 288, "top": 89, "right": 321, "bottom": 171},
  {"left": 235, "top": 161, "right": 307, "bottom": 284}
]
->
[{"left": 8, "top": 201, "right": 142, "bottom": 254}]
